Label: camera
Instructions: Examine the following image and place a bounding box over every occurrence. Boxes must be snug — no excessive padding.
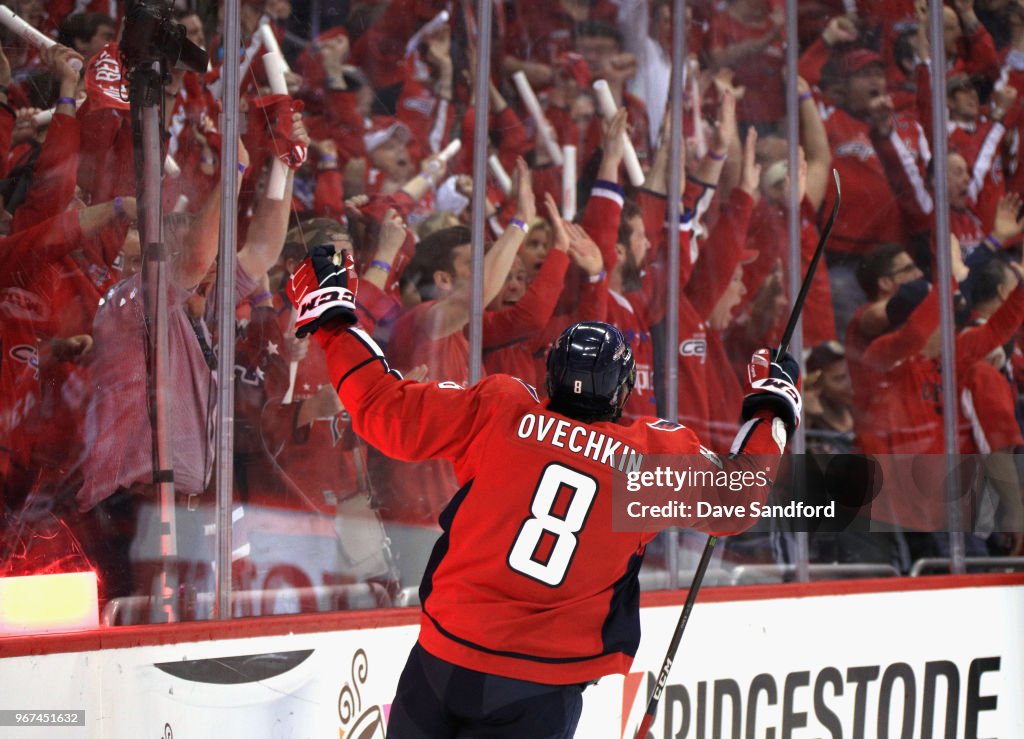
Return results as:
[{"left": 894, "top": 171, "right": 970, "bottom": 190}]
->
[{"left": 121, "top": 0, "right": 208, "bottom": 72}]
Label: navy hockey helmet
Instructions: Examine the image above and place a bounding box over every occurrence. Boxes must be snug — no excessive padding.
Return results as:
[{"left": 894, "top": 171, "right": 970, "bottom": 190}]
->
[{"left": 546, "top": 321, "right": 636, "bottom": 422}]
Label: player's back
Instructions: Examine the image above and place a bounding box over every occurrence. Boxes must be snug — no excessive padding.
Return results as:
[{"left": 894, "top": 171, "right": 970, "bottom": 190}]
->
[{"left": 416, "top": 375, "right": 701, "bottom": 686}]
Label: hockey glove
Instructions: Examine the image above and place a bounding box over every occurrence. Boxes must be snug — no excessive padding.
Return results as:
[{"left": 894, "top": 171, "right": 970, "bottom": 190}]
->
[
  {"left": 287, "top": 246, "right": 359, "bottom": 337},
  {"left": 741, "top": 348, "right": 802, "bottom": 436}
]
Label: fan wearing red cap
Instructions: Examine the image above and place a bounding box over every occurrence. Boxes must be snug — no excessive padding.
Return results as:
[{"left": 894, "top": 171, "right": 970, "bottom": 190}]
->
[
  {"left": 813, "top": 44, "right": 931, "bottom": 342},
  {"left": 944, "top": 73, "right": 1017, "bottom": 233}
]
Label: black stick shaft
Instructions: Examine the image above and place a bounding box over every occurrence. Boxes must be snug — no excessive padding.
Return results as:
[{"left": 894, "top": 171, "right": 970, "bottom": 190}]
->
[
  {"left": 778, "top": 169, "right": 842, "bottom": 357},
  {"left": 634, "top": 534, "right": 717, "bottom": 738}
]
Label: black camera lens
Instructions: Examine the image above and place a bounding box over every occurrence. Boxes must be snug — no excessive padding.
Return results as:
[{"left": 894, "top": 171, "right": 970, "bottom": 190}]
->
[{"left": 122, "top": 0, "right": 208, "bottom": 73}]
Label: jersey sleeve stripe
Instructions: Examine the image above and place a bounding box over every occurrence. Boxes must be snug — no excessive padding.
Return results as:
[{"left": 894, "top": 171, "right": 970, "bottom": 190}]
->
[
  {"left": 968, "top": 122, "right": 1004, "bottom": 201},
  {"left": 348, "top": 326, "right": 387, "bottom": 357},
  {"left": 591, "top": 180, "right": 625, "bottom": 206},
  {"left": 890, "top": 128, "right": 934, "bottom": 216},
  {"left": 960, "top": 386, "right": 992, "bottom": 454},
  {"left": 334, "top": 327, "right": 393, "bottom": 388},
  {"left": 729, "top": 417, "right": 762, "bottom": 455},
  {"left": 337, "top": 355, "right": 389, "bottom": 390}
]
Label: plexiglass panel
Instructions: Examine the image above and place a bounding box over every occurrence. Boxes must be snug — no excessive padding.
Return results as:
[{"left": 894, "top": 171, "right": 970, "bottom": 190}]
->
[{"left": 2, "top": 0, "right": 1022, "bottom": 633}]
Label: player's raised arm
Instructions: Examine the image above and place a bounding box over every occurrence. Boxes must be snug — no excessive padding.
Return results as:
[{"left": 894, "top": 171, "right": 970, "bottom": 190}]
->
[{"left": 286, "top": 244, "right": 497, "bottom": 463}]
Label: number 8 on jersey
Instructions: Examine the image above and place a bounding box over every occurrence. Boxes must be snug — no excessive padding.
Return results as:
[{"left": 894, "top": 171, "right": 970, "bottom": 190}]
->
[{"left": 507, "top": 463, "right": 598, "bottom": 586}]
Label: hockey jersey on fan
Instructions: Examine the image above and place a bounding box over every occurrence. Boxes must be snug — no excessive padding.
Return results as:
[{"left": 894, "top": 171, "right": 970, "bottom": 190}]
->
[{"left": 322, "top": 325, "right": 782, "bottom": 684}]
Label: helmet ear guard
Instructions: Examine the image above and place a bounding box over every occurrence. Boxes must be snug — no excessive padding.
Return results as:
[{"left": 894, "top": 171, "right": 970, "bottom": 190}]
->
[{"left": 546, "top": 321, "right": 636, "bottom": 422}]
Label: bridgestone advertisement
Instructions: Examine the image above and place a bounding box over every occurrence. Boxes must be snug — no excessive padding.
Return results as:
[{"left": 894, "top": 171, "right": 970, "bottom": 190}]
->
[{"left": 0, "top": 578, "right": 1020, "bottom": 738}]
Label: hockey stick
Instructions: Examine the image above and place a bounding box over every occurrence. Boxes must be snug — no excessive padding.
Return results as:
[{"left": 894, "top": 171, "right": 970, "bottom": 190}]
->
[
  {"left": 777, "top": 169, "right": 842, "bottom": 356},
  {"left": 633, "top": 169, "right": 841, "bottom": 739}
]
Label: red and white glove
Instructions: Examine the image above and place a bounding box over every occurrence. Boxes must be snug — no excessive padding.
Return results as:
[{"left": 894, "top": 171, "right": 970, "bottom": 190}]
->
[
  {"left": 251, "top": 94, "right": 309, "bottom": 170},
  {"left": 286, "top": 246, "right": 359, "bottom": 337},
  {"left": 741, "top": 348, "right": 802, "bottom": 436}
]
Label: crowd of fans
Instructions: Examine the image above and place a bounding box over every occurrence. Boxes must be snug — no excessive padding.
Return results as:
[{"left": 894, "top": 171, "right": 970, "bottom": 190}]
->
[{"left": 1, "top": 0, "right": 1023, "bottom": 621}]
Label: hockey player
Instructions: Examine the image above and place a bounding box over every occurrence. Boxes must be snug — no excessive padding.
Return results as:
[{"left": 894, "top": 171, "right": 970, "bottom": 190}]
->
[{"left": 286, "top": 247, "right": 801, "bottom": 738}]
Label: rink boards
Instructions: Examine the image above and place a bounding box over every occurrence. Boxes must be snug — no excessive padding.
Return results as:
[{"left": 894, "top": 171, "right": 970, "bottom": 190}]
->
[{"left": 0, "top": 573, "right": 1020, "bottom": 738}]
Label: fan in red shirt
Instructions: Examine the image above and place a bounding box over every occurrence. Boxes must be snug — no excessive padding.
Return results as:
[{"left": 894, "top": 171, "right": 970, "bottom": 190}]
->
[
  {"left": 816, "top": 49, "right": 929, "bottom": 259},
  {"left": 739, "top": 75, "right": 837, "bottom": 348},
  {"left": 999, "top": 4, "right": 1024, "bottom": 194},
  {"left": 871, "top": 94, "right": 1024, "bottom": 263},
  {"left": 503, "top": 0, "right": 620, "bottom": 87},
  {"left": 577, "top": 108, "right": 656, "bottom": 421},
  {"left": 483, "top": 196, "right": 604, "bottom": 388},
  {"left": 843, "top": 242, "right": 926, "bottom": 455},
  {"left": 0, "top": 201, "right": 134, "bottom": 498},
  {"left": 859, "top": 260, "right": 1024, "bottom": 539},
  {"left": 708, "top": 0, "right": 786, "bottom": 128},
  {"left": 286, "top": 234, "right": 801, "bottom": 736},
  {"left": 349, "top": 0, "right": 449, "bottom": 98},
  {"left": 958, "top": 257, "right": 1024, "bottom": 555},
  {"left": 941, "top": 75, "right": 1012, "bottom": 233},
  {"left": 629, "top": 94, "right": 739, "bottom": 442},
  {"left": 363, "top": 163, "right": 536, "bottom": 590},
  {"left": 234, "top": 220, "right": 401, "bottom": 593}
]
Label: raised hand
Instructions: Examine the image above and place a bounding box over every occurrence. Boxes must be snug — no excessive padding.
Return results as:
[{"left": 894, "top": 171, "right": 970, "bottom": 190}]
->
[
  {"left": 513, "top": 157, "right": 536, "bottom": 223},
  {"left": 288, "top": 247, "right": 359, "bottom": 337},
  {"left": 993, "top": 192, "right": 1024, "bottom": 244},
  {"left": 344, "top": 194, "right": 370, "bottom": 221},
  {"left": 867, "top": 94, "right": 895, "bottom": 137},
  {"left": 992, "top": 85, "right": 1018, "bottom": 120},
  {"left": 739, "top": 126, "right": 761, "bottom": 196},
  {"left": 376, "top": 207, "right": 408, "bottom": 258},
  {"left": 564, "top": 222, "right": 604, "bottom": 278},
  {"left": 822, "top": 16, "right": 858, "bottom": 46},
  {"left": 404, "top": 364, "right": 430, "bottom": 382},
  {"left": 543, "top": 192, "right": 570, "bottom": 253},
  {"left": 711, "top": 89, "right": 737, "bottom": 158},
  {"left": 42, "top": 44, "right": 83, "bottom": 89},
  {"left": 50, "top": 334, "right": 93, "bottom": 363},
  {"left": 12, "top": 107, "right": 39, "bottom": 144},
  {"left": 602, "top": 52, "right": 639, "bottom": 87},
  {"left": 711, "top": 67, "right": 746, "bottom": 100},
  {"left": 290, "top": 111, "right": 311, "bottom": 148},
  {"left": 602, "top": 108, "right": 629, "bottom": 166},
  {"left": 455, "top": 174, "right": 473, "bottom": 199},
  {"left": 598, "top": 107, "right": 629, "bottom": 181},
  {"left": 421, "top": 152, "right": 448, "bottom": 182},
  {"left": 312, "top": 138, "right": 339, "bottom": 168}
]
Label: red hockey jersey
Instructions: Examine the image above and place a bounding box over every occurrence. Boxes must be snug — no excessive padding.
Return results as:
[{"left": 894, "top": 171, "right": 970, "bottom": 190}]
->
[{"left": 321, "top": 324, "right": 783, "bottom": 684}]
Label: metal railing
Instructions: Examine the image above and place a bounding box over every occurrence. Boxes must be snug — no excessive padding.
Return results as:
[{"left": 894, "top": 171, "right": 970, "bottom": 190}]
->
[
  {"left": 909, "top": 557, "right": 1024, "bottom": 577},
  {"left": 101, "top": 583, "right": 392, "bottom": 626}
]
